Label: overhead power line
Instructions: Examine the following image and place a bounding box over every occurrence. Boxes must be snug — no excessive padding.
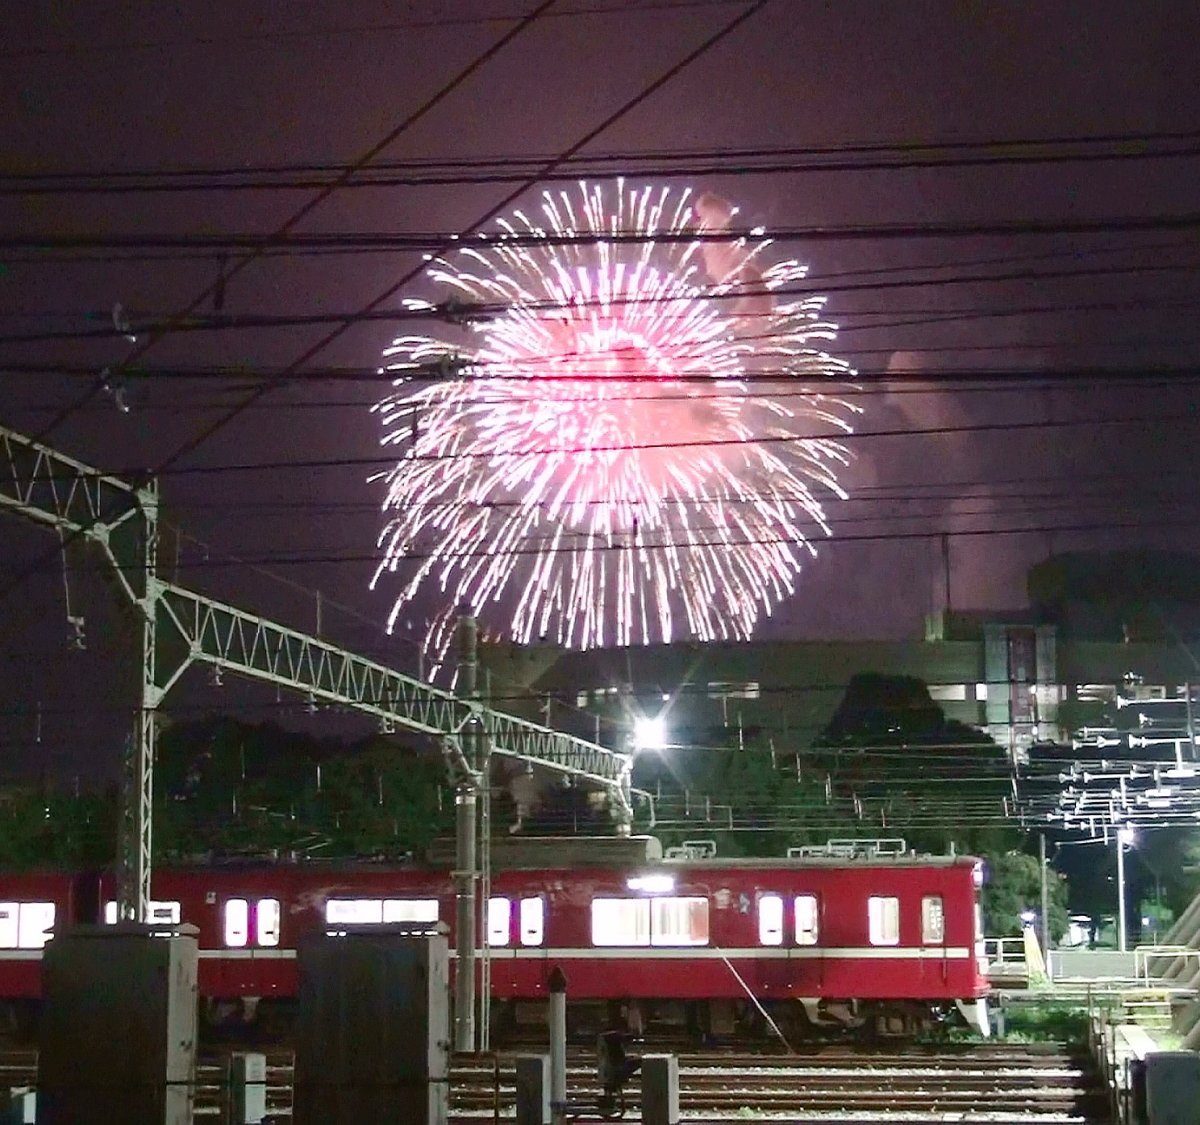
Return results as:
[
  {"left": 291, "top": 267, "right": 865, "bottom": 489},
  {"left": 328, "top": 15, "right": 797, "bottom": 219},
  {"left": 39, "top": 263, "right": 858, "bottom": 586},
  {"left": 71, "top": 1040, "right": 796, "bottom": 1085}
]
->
[
  {"left": 40, "top": 511, "right": 1200, "bottom": 574},
  {"left": 0, "top": 0, "right": 740, "bottom": 60},
  {"left": 30, "top": 0, "right": 559, "bottom": 448},
  {"left": 6, "top": 126, "right": 1198, "bottom": 187},
  {"left": 9, "top": 361, "right": 1200, "bottom": 387},
  {"left": 9, "top": 212, "right": 1200, "bottom": 253},
  {"left": 0, "top": 1, "right": 770, "bottom": 610}
]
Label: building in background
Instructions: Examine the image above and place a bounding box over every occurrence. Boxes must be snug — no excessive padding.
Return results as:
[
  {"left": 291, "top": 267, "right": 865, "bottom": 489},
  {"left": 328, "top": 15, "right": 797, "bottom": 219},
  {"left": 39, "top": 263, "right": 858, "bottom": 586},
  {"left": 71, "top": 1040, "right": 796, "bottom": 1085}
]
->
[{"left": 481, "top": 552, "right": 1200, "bottom": 763}]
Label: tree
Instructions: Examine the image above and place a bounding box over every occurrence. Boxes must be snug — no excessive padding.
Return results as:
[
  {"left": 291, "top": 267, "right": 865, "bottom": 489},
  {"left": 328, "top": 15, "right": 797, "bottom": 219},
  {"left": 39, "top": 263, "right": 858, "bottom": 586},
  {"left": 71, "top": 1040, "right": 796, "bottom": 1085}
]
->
[
  {"left": 982, "top": 851, "right": 1069, "bottom": 941},
  {"left": 154, "top": 716, "right": 454, "bottom": 860}
]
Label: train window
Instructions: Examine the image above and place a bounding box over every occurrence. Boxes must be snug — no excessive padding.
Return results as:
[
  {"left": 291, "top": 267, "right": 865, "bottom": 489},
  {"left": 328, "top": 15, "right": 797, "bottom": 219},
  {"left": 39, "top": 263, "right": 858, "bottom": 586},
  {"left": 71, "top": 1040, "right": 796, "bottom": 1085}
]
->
[
  {"left": 921, "top": 896, "right": 945, "bottom": 944},
  {"left": 326, "top": 899, "right": 382, "bottom": 925},
  {"left": 520, "top": 897, "right": 545, "bottom": 946},
  {"left": 103, "top": 900, "right": 181, "bottom": 925},
  {"left": 0, "top": 904, "right": 16, "bottom": 947},
  {"left": 257, "top": 899, "right": 281, "bottom": 947},
  {"left": 0, "top": 902, "right": 55, "bottom": 949},
  {"left": 325, "top": 898, "right": 438, "bottom": 926},
  {"left": 224, "top": 899, "right": 249, "bottom": 948},
  {"left": 868, "top": 896, "right": 900, "bottom": 946},
  {"left": 758, "top": 894, "right": 783, "bottom": 945},
  {"left": 488, "top": 897, "right": 512, "bottom": 946},
  {"left": 650, "top": 897, "right": 709, "bottom": 947},
  {"left": 794, "top": 895, "right": 819, "bottom": 946},
  {"left": 591, "top": 898, "right": 651, "bottom": 946},
  {"left": 381, "top": 899, "right": 439, "bottom": 924}
]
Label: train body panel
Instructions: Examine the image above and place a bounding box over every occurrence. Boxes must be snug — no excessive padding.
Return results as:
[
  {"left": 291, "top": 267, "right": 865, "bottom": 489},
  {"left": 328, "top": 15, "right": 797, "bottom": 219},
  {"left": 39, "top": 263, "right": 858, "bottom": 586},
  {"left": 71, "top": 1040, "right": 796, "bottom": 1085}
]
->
[{"left": 0, "top": 851, "right": 988, "bottom": 1024}]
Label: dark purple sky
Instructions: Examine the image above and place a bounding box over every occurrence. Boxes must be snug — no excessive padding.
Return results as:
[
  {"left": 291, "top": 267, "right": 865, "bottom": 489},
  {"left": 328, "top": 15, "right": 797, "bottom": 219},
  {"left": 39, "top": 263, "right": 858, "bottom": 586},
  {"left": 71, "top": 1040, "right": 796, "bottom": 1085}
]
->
[{"left": 2, "top": 1, "right": 1199, "bottom": 775}]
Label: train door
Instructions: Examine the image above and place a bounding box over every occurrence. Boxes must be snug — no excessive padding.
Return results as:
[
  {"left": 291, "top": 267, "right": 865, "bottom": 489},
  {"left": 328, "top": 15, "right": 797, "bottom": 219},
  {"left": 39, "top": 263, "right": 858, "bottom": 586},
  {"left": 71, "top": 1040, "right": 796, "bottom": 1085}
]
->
[
  {"left": 920, "top": 892, "right": 947, "bottom": 984},
  {"left": 797, "top": 893, "right": 822, "bottom": 992},
  {"left": 755, "top": 893, "right": 790, "bottom": 996},
  {"left": 517, "top": 893, "right": 548, "bottom": 997},
  {"left": 487, "top": 894, "right": 547, "bottom": 997}
]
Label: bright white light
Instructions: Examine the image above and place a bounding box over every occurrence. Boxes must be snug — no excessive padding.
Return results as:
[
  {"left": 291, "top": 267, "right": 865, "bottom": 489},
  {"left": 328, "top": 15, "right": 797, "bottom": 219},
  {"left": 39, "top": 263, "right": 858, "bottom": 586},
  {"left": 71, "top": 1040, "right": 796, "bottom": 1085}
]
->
[
  {"left": 1118, "top": 825, "right": 1137, "bottom": 846},
  {"left": 626, "top": 874, "right": 675, "bottom": 893},
  {"left": 632, "top": 715, "right": 667, "bottom": 752},
  {"left": 1020, "top": 909, "right": 1036, "bottom": 925}
]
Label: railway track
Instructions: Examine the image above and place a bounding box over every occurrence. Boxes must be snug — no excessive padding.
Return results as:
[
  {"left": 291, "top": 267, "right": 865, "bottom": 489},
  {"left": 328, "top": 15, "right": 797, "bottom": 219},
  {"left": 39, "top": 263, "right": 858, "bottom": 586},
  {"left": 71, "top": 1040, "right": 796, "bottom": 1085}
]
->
[{"left": 0, "top": 1042, "right": 1112, "bottom": 1122}]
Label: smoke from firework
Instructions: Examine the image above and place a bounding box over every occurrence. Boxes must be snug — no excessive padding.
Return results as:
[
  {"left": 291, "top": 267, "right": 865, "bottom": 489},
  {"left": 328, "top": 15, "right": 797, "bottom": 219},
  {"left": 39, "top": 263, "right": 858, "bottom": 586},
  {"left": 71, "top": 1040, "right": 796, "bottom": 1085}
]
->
[{"left": 371, "top": 182, "right": 858, "bottom": 666}]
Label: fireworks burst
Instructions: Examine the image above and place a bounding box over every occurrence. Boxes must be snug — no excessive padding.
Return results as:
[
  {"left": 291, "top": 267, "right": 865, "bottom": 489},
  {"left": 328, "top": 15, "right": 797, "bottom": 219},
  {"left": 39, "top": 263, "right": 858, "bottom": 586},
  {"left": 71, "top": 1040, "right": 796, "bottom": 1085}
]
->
[{"left": 372, "top": 181, "right": 858, "bottom": 665}]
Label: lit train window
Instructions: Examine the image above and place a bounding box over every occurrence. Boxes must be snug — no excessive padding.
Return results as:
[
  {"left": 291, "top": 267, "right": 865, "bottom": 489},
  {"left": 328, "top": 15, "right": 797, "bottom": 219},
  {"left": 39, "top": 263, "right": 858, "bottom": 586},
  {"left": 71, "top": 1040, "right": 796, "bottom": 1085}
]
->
[
  {"left": 104, "top": 900, "right": 181, "bottom": 925},
  {"left": 326, "top": 899, "right": 382, "bottom": 925},
  {"left": 758, "top": 895, "right": 783, "bottom": 945},
  {"left": 488, "top": 898, "right": 512, "bottom": 946},
  {"left": 0, "top": 904, "right": 16, "bottom": 948},
  {"left": 0, "top": 902, "right": 55, "bottom": 949},
  {"left": 794, "top": 895, "right": 819, "bottom": 946},
  {"left": 650, "top": 897, "right": 709, "bottom": 947},
  {"left": 257, "top": 899, "right": 281, "bottom": 947},
  {"left": 592, "top": 898, "right": 651, "bottom": 946},
  {"left": 325, "top": 898, "right": 438, "bottom": 926},
  {"left": 224, "top": 899, "right": 249, "bottom": 948},
  {"left": 520, "top": 897, "right": 544, "bottom": 946},
  {"left": 868, "top": 896, "right": 900, "bottom": 946},
  {"left": 921, "top": 896, "right": 945, "bottom": 944},
  {"left": 381, "top": 899, "right": 439, "bottom": 924}
]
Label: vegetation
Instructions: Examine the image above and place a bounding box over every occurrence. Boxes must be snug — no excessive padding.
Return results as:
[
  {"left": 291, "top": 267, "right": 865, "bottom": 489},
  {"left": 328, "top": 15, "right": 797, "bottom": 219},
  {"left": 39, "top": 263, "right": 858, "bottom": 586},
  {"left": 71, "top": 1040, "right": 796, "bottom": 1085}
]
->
[
  {"left": 982, "top": 852, "right": 1069, "bottom": 941},
  {"left": 997, "top": 1003, "right": 1090, "bottom": 1045},
  {"left": 0, "top": 668, "right": 1122, "bottom": 931}
]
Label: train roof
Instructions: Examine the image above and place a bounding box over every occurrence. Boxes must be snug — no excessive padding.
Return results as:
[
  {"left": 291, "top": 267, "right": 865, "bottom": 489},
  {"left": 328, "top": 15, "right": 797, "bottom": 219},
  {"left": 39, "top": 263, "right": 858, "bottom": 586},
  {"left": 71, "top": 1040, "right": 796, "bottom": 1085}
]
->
[{"left": 427, "top": 835, "right": 977, "bottom": 871}]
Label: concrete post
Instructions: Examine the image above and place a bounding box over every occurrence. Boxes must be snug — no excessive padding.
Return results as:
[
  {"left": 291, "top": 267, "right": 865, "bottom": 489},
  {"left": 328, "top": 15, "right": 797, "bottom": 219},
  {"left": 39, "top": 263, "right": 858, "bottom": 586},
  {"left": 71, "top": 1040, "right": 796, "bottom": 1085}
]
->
[
  {"left": 454, "top": 784, "right": 478, "bottom": 1053},
  {"left": 514, "top": 1055, "right": 550, "bottom": 1125},
  {"left": 454, "top": 610, "right": 479, "bottom": 1054},
  {"left": 641, "top": 1054, "right": 680, "bottom": 1125},
  {"left": 548, "top": 966, "right": 568, "bottom": 1109},
  {"left": 225, "top": 1052, "right": 267, "bottom": 1124},
  {"left": 1039, "top": 832, "right": 1051, "bottom": 974}
]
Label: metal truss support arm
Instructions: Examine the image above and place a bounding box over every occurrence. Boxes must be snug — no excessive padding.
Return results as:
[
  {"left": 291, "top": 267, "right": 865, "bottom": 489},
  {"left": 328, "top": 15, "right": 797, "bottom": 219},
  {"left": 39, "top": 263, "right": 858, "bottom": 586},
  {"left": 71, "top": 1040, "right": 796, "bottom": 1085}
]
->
[
  {"left": 0, "top": 422, "right": 635, "bottom": 901},
  {"left": 152, "top": 582, "right": 632, "bottom": 812}
]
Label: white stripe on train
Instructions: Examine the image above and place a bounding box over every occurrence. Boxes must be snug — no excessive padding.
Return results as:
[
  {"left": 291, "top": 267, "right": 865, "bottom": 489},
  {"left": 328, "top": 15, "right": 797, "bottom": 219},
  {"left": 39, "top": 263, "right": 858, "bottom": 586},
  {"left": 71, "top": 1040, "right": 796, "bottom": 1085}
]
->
[{"left": 0, "top": 946, "right": 971, "bottom": 962}]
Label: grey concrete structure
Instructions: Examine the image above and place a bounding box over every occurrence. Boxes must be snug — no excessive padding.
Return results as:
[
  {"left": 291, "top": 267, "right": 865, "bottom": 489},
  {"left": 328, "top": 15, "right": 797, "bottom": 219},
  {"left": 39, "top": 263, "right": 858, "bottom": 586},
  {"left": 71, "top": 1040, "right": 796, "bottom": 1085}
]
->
[
  {"left": 293, "top": 924, "right": 449, "bottom": 1125},
  {"left": 514, "top": 1056, "right": 550, "bottom": 1125},
  {"left": 640, "top": 1055, "right": 681, "bottom": 1125},
  {"left": 37, "top": 923, "right": 199, "bottom": 1125}
]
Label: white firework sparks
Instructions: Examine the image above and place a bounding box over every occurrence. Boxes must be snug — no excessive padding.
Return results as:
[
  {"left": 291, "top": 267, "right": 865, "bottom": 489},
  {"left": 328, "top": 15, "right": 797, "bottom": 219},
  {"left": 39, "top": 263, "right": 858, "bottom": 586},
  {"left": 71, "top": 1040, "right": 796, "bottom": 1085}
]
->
[{"left": 371, "top": 181, "right": 858, "bottom": 666}]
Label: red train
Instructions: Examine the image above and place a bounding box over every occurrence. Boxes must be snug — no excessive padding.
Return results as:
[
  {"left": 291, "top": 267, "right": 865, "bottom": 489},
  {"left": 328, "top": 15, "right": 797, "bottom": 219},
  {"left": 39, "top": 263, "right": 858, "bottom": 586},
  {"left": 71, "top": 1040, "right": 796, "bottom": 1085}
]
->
[{"left": 0, "top": 838, "right": 989, "bottom": 1040}]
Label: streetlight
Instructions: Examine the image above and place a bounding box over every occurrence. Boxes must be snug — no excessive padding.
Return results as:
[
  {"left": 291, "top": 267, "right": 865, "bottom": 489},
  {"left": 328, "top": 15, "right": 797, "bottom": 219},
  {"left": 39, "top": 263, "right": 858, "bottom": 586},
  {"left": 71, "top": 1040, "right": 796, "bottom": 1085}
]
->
[
  {"left": 632, "top": 714, "right": 668, "bottom": 753},
  {"left": 1116, "top": 825, "right": 1136, "bottom": 954}
]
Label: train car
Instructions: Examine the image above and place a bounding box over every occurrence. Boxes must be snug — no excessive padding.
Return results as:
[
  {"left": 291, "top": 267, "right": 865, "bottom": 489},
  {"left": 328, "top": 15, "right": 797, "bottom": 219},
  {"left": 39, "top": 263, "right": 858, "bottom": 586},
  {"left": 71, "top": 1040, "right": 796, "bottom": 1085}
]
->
[
  {"left": 0, "top": 870, "right": 87, "bottom": 1036},
  {"left": 0, "top": 839, "right": 989, "bottom": 1040}
]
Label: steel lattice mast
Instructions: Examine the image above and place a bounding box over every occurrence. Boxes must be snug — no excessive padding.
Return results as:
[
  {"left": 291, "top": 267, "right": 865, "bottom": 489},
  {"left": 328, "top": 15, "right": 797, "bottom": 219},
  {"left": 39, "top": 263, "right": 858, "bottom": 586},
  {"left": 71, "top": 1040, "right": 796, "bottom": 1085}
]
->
[{"left": 0, "top": 422, "right": 633, "bottom": 922}]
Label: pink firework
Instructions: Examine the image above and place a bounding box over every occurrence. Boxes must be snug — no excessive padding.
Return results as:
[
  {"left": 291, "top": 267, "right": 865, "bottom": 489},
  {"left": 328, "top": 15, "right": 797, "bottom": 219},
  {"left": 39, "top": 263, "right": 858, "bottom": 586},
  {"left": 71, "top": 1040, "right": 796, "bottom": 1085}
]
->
[{"left": 372, "top": 182, "right": 857, "bottom": 662}]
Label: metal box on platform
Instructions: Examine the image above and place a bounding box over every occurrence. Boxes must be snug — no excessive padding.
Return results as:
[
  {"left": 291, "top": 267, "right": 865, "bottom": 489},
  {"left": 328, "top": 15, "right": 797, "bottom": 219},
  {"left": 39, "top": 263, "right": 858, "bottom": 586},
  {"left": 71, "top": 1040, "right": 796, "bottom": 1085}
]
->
[
  {"left": 1144, "top": 1050, "right": 1200, "bottom": 1124},
  {"left": 38, "top": 923, "right": 199, "bottom": 1125},
  {"left": 293, "top": 922, "right": 450, "bottom": 1125}
]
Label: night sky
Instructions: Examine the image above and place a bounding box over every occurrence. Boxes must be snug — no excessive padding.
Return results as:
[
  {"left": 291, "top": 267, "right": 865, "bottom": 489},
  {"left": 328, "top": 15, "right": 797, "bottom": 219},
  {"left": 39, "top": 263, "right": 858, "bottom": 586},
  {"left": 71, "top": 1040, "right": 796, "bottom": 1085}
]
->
[{"left": 2, "top": 0, "right": 1199, "bottom": 779}]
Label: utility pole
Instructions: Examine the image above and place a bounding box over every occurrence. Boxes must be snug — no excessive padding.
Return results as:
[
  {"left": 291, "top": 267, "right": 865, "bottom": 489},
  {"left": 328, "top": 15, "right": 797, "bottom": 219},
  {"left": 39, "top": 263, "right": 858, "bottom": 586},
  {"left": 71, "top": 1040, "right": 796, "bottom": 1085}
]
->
[
  {"left": 453, "top": 611, "right": 480, "bottom": 1053},
  {"left": 1187, "top": 681, "right": 1195, "bottom": 760},
  {"left": 1117, "top": 833, "right": 1128, "bottom": 953},
  {"left": 1039, "top": 832, "right": 1050, "bottom": 973},
  {"left": 119, "top": 480, "right": 160, "bottom": 922},
  {"left": 941, "top": 533, "right": 952, "bottom": 614}
]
